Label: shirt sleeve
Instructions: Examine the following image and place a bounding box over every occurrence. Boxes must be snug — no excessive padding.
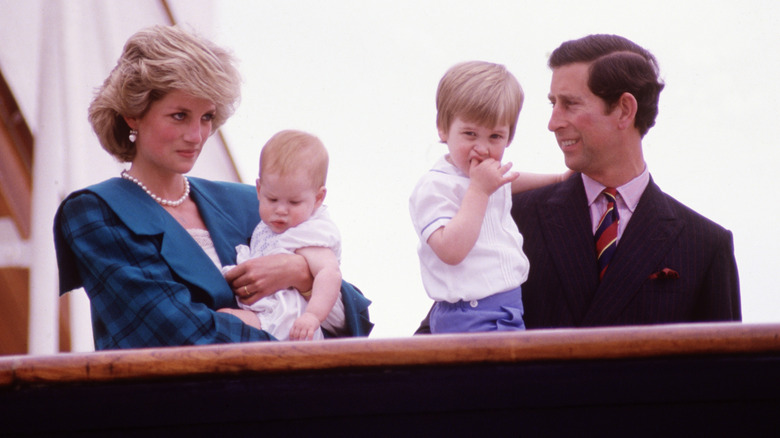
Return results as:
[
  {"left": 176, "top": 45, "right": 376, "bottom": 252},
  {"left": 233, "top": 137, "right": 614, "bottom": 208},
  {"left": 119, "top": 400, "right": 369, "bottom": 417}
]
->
[
  {"left": 276, "top": 208, "right": 341, "bottom": 260},
  {"left": 57, "top": 192, "right": 274, "bottom": 349},
  {"left": 409, "top": 171, "right": 463, "bottom": 243}
]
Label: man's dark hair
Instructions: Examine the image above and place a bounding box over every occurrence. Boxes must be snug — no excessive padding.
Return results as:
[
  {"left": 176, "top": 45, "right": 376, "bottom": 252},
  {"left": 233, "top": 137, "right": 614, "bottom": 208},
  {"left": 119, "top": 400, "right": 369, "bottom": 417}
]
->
[{"left": 549, "top": 34, "right": 665, "bottom": 137}]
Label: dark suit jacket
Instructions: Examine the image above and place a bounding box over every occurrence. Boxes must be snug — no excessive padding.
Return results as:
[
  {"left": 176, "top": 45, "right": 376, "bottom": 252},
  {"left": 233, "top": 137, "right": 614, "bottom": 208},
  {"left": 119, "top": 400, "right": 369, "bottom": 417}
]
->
[
  {"left": 55, "top": 177, "right": 372, "bottom": 349},
  {"left": 511, "top": 173, "right": 741, "bottom": 329}
]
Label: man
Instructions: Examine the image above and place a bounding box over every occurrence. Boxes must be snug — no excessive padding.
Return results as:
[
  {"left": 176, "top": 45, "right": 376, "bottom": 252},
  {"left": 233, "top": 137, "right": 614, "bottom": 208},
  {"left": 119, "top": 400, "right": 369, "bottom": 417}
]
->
[{"left": 512, "top": 34, "right": 741, "bottom": 328}]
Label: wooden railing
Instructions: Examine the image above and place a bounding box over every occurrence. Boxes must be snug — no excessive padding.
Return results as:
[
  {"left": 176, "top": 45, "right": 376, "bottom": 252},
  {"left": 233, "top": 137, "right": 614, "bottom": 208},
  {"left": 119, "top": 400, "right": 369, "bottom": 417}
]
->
[{"left": 2, "top": 323, "right": 779, "bottom": 436}]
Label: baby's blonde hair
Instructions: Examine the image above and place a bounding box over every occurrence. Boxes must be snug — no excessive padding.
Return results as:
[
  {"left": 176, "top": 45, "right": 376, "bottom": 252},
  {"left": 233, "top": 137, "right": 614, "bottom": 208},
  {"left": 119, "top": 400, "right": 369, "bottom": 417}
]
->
[
  {"left": 259, "top": 130, "right": 329, "bottom": 188},
  {"left": 436, "top": 61, "right": 524, "bottom": 142}
]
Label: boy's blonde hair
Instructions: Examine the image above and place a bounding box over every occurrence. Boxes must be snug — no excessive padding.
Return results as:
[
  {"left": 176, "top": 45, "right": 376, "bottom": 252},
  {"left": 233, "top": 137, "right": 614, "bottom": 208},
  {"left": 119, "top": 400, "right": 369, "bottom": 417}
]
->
[
  {"left": 436, "top": 61, "right": 524, "bottom": 142},
  {"left": 260, "top": 130, "right": 329, "bottom": 188}
]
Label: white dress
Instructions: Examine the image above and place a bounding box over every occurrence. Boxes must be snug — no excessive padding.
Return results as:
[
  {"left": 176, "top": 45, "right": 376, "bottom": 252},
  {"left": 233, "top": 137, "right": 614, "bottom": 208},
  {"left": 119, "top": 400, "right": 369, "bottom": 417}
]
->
[{"left": 223, "top": 206, "right": 345, "bottom": 341}]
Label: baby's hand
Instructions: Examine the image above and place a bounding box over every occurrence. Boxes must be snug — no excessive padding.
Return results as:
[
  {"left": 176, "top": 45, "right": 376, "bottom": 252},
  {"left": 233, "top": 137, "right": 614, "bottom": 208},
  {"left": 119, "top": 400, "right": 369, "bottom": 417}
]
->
[
  {"left": 469, "top": 158, "right": 519, "bottom": 195},
  {"left": 290, "top": 312, "right": 321, "bottom": 341}
]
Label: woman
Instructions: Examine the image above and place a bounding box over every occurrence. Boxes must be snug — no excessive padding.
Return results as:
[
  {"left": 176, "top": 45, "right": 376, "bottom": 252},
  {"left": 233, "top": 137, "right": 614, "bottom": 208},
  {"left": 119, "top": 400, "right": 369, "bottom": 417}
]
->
[{"left": 54, "top": 25, "right": 372, "bottom": 349}]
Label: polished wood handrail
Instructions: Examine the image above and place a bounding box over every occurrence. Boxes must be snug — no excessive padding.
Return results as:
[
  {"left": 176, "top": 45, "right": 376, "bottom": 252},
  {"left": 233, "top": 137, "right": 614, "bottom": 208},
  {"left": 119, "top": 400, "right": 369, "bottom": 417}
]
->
[{"left": 2, "top": 322, "right": 779, "bottom": 387}]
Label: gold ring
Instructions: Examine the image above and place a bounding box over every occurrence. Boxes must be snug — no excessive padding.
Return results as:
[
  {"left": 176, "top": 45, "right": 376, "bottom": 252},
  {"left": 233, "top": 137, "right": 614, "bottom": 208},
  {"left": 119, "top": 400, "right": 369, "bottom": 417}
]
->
[{"left": 243, "top": 286, "right": 250, "bottom": 297}]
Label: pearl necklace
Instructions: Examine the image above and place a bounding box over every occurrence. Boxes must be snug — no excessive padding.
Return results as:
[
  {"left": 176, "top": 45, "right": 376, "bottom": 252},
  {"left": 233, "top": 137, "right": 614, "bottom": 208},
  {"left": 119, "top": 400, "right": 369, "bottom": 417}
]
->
[{"left": 121, "top": 170, "right": 190, "bottom": 207}]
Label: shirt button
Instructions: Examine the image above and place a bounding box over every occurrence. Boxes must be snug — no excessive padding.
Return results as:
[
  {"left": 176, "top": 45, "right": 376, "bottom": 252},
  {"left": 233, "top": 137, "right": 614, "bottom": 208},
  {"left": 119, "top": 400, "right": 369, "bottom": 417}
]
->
[{"left": 469, "top": 300, "right": 478, "bottom": 308}]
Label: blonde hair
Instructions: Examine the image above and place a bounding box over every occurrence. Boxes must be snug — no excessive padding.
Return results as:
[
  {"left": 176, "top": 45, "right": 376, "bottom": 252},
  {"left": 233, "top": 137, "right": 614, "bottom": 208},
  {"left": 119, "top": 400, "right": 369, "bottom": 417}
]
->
[
  {"left": 436, "top": 61, "right": 524, "bottom": 142},
  {"left": 88, "top": 25, "right": 241, "bottom": 162},
  {"left": 260, "top": 130, "right": 329, "bottom": 188}
]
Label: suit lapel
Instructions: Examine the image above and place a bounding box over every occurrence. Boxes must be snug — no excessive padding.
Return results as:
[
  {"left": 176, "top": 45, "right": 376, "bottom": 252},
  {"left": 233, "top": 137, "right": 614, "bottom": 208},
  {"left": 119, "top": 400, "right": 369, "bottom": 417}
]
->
[
  {"left": 91, "top": 178, "right": 235, "bottom": 307},
  {"left": 582, "top": 179, "right": 683, "bottom": 325},
  {"left": 538, "top": 176, "right": 600, "bottom": 325}
]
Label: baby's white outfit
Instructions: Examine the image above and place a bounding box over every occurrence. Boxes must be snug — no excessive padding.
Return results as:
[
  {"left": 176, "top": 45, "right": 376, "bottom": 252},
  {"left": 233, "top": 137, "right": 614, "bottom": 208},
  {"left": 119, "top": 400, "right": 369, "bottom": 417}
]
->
[{"left": 223, "top": 206, "right": 345, "bottom": 341}]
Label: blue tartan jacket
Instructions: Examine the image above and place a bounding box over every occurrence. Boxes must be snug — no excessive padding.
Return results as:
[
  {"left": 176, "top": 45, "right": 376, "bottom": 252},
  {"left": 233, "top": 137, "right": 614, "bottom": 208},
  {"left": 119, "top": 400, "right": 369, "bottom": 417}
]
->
[{"left": 54, "top": 177, "right": 372, "bottom": 350}]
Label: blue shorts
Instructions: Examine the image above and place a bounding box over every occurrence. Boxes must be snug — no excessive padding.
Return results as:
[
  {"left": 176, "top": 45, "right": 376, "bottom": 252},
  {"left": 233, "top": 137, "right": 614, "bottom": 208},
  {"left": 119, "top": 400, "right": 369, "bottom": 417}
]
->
[{"left": 430, "top": 286, "right": 525, "bottom": 334}]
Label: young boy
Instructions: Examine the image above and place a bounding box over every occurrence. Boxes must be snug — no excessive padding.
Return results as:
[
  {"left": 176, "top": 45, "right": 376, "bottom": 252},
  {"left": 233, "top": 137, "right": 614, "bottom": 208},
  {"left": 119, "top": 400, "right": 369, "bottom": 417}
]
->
[
  {"left": 409, "top": 61, "right": 531, "bottom": 334},
  {"left": 221, "top": 130, "right": 344, "bottom": 341}
]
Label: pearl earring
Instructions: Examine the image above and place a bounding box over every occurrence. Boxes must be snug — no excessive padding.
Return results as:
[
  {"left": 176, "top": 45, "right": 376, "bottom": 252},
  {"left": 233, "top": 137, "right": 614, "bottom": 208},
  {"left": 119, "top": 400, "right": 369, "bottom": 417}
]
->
[{"left": 129, "top": 129, "right": 138, "bottom": 143}]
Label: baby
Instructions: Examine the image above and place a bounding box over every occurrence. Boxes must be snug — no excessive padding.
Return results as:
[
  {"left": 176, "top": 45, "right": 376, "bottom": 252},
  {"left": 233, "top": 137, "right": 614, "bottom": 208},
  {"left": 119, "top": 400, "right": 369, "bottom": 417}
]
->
[{"left": 224, "top": 130, "right": 344, "bottom": 341}]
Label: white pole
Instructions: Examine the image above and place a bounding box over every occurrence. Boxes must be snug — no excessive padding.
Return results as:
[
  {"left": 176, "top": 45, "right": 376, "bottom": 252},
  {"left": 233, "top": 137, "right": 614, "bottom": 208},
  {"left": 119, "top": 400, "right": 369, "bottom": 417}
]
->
[
  {"left": 60, "top": 2, "right": 96, "bottom": 352},
  {"left": 28, "top": 2, "right": 64, "bottom": 355}
]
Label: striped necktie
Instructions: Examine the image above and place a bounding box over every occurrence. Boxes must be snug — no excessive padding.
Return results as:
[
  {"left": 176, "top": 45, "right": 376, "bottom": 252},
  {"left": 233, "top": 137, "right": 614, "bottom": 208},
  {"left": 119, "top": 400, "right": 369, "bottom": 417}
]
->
[{"left": 595, "top": 188, "right": 619, "bottom": 280}]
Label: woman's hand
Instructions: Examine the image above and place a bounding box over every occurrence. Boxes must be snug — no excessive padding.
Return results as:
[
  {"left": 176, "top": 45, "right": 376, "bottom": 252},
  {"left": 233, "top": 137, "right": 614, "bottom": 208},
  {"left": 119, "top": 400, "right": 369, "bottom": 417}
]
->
[
  {"left": 217, "top": 308, "right": 262, "bottom": 330},
  {"left": 224, "top": 253, "right": 313, "bottom": 305}
]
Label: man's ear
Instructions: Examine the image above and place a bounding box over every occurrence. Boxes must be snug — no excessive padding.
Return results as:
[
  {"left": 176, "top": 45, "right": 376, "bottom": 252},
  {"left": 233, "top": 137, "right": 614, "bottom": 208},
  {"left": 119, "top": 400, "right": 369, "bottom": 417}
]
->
[{"left": 616, "top": 92, "right": 638, "bottom": 130}]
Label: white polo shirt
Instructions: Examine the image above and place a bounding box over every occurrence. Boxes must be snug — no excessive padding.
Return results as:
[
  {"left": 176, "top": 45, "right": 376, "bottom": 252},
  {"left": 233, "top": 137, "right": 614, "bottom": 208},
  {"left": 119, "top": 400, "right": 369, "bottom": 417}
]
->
[{"left": 409, "top": 156, "right": 529, "bottom": 303}]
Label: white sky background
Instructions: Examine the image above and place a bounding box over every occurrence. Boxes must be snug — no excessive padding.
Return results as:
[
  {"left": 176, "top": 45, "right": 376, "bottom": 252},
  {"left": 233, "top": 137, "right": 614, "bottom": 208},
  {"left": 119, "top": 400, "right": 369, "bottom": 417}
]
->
[{"left": 204, "top": 0, "right": 780, "bottom": 338}]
